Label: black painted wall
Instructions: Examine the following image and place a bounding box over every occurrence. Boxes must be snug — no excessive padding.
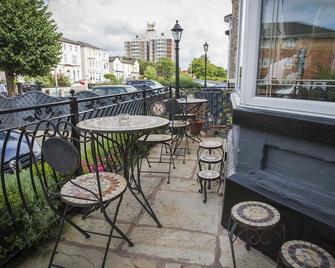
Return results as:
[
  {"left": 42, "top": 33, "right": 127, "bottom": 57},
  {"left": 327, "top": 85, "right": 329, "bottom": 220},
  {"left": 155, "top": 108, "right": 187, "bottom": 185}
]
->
[{"left": 222, "top": 105, "right": 335, "bottom": 258}]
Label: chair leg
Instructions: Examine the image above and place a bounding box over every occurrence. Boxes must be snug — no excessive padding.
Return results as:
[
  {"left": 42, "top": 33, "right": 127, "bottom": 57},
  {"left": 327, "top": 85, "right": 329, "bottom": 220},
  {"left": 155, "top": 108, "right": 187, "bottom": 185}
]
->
[
  {"left": 198, "top": 178, "right": 203, "bottom": 193},
  {"left": 228, "top": 216, "right": 238, "bottom": 268},
  {"left": 101, "top": 195, "right": 128, "bottom": 267},
  {"left": 165, "top": 142, "right": 173, "bottom": 184},
  {"left": 48, "top": 206, "right": 69, "bottom": 268},
  {"left": 145, "top": 154, "right": 152, "bottom": 168},
  {"left": 101, "top": 195, "right": 134, "bottom": 248}
]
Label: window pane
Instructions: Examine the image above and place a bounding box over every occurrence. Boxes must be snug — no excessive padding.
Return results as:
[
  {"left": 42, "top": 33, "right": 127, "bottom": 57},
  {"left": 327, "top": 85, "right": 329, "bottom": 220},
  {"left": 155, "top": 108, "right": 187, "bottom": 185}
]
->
[{"left": 256, "top": 0, "right": 335, "bottom": 102}]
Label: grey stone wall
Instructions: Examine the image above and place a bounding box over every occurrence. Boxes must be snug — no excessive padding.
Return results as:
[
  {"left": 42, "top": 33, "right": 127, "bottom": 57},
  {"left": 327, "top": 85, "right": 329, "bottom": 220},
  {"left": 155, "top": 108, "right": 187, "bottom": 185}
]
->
[{"left": 228, "top": 0, "right": 239, "bottom": 80}]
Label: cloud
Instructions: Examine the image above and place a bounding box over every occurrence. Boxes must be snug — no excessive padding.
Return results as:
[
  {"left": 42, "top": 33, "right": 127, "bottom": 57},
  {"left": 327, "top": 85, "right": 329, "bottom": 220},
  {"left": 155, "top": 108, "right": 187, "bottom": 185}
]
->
[{"left": 48, "top": 0, "right": 232, "bottom": 69}]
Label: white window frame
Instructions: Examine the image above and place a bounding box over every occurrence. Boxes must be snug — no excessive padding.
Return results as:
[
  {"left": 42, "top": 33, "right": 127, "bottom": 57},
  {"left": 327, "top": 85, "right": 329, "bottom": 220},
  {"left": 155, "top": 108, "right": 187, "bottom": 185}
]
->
[{"left": 239, "top": 0, "right": 335, "bottom": 118}]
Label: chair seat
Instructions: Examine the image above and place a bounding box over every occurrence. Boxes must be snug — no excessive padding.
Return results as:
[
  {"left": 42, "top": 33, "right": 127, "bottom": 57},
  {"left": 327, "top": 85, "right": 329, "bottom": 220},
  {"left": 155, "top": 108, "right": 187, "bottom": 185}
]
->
[
  {"left": 280, "top": 240, "right": 335, "bottom": 268},
  {"left": 200, "top": 154, "right": 223, "bottom": 163},
  {"left": 231, "top": 201, "right": 280, "bottom": 229},
  {"left": 197, "top": 170, "right": 221, "bottom": 180},
  {"left": 169, "top": 120, "right": 190, "bottom": 128},
  {"left": 138, "top": 134, "right": 172, "bottom": 143},
  {"left": 199, "top": 140, "right": 222, "bottom": 149},
  {"left": 60, "top": 172, "right": 127, "bottom": 207}
]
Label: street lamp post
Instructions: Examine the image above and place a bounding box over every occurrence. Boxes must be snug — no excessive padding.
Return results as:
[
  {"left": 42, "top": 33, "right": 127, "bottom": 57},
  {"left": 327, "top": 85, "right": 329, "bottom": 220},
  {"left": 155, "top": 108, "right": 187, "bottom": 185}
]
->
[
  {"left": 171, "top": 20, "right": 183, "bottom": 98},
  {"left": 203, "top": 42, "right": 209, "bottom": 88}
]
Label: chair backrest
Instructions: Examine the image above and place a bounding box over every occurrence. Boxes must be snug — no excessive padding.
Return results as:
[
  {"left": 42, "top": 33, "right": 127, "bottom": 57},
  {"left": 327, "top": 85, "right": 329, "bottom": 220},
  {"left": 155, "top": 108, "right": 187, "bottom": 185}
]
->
[
  {"left": 42, "top": 137, "right": 81, "bottom": 176},
  {"left": 165, "top": 98, "right": 182, "bottom": 115}
]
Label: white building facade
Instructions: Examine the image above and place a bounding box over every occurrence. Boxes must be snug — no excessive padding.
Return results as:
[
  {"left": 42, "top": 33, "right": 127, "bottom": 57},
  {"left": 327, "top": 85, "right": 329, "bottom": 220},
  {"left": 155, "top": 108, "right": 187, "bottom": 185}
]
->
[
  {"left": 55, "top": 37, "right": 82, "bottom": 82},
  {"left": 79, "top": 41, "right": 109, "bottom": 83},
  {"left": 108, "top": 57, "right": 140, "bottom": 81}
]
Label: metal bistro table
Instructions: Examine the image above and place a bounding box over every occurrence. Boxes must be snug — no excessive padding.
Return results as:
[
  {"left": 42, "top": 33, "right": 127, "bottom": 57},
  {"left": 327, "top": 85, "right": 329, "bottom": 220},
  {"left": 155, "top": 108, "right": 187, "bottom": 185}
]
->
[
  {"left": 177, "top": 98, "right": 208, "bottom": 116},
  {"left": 77, "top": 115, "right": 169, "bottom": 227},
  {"left": 178, "top": 98, "right": 208, "bottom": 143}
]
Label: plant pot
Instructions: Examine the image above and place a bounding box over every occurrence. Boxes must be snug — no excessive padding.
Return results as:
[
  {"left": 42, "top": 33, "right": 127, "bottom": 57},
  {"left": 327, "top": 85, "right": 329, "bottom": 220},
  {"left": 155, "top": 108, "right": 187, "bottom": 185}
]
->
[{"left": 190, "top": 120, "right": 205, "bottom": 136}]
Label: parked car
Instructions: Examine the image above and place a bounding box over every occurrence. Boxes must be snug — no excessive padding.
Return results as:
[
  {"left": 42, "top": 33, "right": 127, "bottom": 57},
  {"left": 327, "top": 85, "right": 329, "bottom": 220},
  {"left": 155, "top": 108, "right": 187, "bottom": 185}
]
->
[
  {"left": 0, "top": 131, "right": 41, "bottom": 173},
  {"left": 92, "top": 85, "right": 138, "bottom": 96},
  {"left": 20, "top": 82, "right": 42, "bottom": 93},
  {"left": 126, "top": 80, "right": 164, "bottom": 90}
]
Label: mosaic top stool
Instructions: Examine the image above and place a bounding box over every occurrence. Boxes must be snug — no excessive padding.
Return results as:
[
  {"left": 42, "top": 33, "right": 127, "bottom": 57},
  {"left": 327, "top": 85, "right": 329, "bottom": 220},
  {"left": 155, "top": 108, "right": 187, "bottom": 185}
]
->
[
  {"left": 197, "top": 170, "right": 221, "bottom": 203},
  {"left": 278, "top": 240, "right": 335, "bottom": 268},
  {"left": 228, "top": 201, "right": 285, "bottom": 268},
  {"left": 197, "top": 140, "right": 225, "bottom": 201}
]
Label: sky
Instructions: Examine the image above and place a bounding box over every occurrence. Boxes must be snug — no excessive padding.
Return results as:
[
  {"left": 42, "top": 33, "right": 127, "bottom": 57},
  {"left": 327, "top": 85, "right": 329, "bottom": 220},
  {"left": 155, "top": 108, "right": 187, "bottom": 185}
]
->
[{"left": 48, "top": 0, "right": 232, "bottom": 69}]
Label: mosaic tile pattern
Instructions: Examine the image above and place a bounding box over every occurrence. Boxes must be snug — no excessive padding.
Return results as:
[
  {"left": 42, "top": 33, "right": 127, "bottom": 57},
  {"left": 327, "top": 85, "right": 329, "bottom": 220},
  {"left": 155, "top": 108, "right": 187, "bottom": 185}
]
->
[
  {"left": 77, "top": 115, "right": 169, "bottom": 133},
  {"left": 198, "top": 170, "right": 221, "bottom": 180},
  {"left": 231, "top": 201, "right": 280, "bottom": 229},
  {"left": 280, "top": 240, "right": 335, "bottom": 268},
  {"left": 200, "top": 154, "right": 223, "bottom": 163},
  {"left": 138, "top": 134, "right": 172, "bottom": 142},
  {"left": 199, "top": 140, "right": 222, "bottom": 149},
  {"left": 169, "top": 120, "right": 190, "bottom": 128},
  {"left": 60, "top": 172, "right": 127, "bottom": 206}
]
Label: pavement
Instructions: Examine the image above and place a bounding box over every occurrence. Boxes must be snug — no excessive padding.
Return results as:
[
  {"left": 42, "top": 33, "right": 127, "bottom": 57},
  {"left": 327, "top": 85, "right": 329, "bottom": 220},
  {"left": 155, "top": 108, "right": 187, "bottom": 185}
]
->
[{"left": 11, "top": 136, "right": 275, "bottom": 268}]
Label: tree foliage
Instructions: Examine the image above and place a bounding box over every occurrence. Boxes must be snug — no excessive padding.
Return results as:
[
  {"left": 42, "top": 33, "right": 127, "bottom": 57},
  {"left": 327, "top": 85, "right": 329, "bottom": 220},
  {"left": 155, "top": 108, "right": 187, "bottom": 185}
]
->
[
  {"left": 103, "top": 73, "right": 118, "bottom": 84},
  {"left": 0, "top": 0, "right": 62, "bottom": 95},
  {"left": 138, "top": 59, "right": 155, "bottom": 75},
  {"left": 189, "top": 56, "right": 227, "bottom": 82},
  {"left": 156, "top": 57, "right": 175, "bottom": 79},
  {"left": 144, "top": 66, "right": 157, "bottom": 80}
]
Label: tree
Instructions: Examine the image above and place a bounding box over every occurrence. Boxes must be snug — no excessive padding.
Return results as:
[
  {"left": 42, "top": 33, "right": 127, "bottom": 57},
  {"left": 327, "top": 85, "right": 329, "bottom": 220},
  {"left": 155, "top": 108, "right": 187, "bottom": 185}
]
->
[
  {"left": 138, "top": 59, "right": 156, "bottom": 75},
  {"left": 144, "top": 66, "right": 157, "bottom": 80},
  {"left": 189, "top": 56, "right": 227, "bottom": 82},
  {"left": 156, "top": 57, "right": 175, "bottom": 79},
  {"left": 0, "top": 0, "right": 62, "bottom": 95},
  {"left": 104, "top": 73, "right": 118, "bottom": 84}
]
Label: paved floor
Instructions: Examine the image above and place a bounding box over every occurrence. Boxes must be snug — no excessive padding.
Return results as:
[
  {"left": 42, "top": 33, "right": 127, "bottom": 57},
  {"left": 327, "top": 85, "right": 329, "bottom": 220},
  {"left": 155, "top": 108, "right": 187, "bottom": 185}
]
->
[{"left": 12, "top": 137, "right": 275, "bottom": 268}]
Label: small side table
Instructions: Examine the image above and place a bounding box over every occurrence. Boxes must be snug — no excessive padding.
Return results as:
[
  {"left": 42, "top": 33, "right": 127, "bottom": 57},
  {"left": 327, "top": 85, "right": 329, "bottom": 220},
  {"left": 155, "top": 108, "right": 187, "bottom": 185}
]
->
[
  {"left": 278, "top": 240, "right": 335, "bottom": 268},
  {"left": 228, "top": 201, "right": 285, "bottom": 268}
]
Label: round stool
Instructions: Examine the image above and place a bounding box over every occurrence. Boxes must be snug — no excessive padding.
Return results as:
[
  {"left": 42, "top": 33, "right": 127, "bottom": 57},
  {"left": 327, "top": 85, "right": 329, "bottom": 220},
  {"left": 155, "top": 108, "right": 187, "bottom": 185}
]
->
[
  {"left": 199, "top": 140, "right": 222, "bottom": 149},
  {"left": 197, "top": 170, "right": 221, "bottom": 203},
  {"left": 278, "top": 240, "right": 335, "bottom": 268},
  {"left": 228, "top": 201, "right": 285, "bottom": 268}
]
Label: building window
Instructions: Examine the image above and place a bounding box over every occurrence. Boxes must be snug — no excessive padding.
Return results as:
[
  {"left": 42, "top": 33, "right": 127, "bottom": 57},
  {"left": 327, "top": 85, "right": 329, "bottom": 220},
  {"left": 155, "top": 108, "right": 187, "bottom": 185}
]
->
[
  {"left": 256, "top": 0, "right": 335, "bottom": 103},
  {"left": 72, "top": 55, "right": 77, "bottom": 64},
  {"left": 239, "top": 0, "right": 335, "bottom": 117}
]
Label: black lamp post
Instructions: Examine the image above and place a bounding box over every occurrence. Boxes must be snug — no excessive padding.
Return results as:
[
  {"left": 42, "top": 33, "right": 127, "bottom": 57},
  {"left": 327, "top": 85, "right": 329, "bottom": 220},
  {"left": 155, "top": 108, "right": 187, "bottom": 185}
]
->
[
  {"left": 171, "top": 20, "right": 183, "bottom": 98},
  {"left": 203, "top": 42, "right": 209, "bottom": 88}
]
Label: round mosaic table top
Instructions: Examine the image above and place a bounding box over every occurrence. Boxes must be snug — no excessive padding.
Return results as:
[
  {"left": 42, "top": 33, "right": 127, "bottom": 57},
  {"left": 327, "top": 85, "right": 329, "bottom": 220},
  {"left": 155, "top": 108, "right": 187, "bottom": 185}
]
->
[
  {"left": 200, "top": 154, "right": 223, "bottom": 163},
  {"left": 177, "top": 98, "right": 208, "bottom": 104},
  {"left": 138, "top": 134, "right": 172, "bottom": 142},
  {"left": 61, "top": 172, "right": 127, "bottom": 207},
  {"left": 77, "top": 115, "right": 169, "bottom": 133},
  {"left": 198, "top": 170, "right": 221, "bottom": 180},
  {"left": 231, "top": 201, "right": 280, "bottom": 229},
  {"left": 280, "top": 240, "right": 335, "bottom": 268},
  {"left": 199, "top": 140, "right": 222, "bottom": 149}
]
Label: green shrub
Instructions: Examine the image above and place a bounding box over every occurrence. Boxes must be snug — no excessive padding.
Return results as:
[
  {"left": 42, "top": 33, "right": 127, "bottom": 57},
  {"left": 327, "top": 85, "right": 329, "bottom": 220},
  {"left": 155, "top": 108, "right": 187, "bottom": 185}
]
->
[{"left": 0, "top": 164, "right": 65, "bottom": 261}]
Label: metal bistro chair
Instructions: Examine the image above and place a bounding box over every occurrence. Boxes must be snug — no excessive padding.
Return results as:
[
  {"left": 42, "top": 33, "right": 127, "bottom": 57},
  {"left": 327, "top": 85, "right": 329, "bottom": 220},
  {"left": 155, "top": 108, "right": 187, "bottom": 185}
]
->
[
  {"left": 166, "top": 97, "right": 190, "bottom": 164},
  {"left": 40, "top": 135, "right": 133, "bottom": 268}
]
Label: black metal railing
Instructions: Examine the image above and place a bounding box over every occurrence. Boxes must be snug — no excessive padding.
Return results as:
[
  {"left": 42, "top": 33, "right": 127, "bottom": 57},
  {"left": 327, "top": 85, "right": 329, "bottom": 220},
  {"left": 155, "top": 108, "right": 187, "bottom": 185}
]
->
[{"left": 0, "top": 85, "right": 233, "bottom": 264}]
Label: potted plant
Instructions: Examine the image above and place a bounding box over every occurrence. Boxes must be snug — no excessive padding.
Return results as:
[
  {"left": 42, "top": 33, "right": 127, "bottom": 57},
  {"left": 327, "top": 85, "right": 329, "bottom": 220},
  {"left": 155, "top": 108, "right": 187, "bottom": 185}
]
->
[{"left": 189, "top": 114, "right": 205, "bottom": 136}]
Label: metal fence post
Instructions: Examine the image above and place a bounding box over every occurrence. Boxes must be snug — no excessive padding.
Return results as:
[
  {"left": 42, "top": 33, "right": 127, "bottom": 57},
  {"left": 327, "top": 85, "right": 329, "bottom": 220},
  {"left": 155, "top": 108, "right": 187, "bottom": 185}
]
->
[
  {"left": 69, "top": 89, "right": 82, "bottom": 174},
  {"left": 169, "top": 86, "right": 172, "bottom": 98},
  {"left": 142, "top": 85, "right": 147, "bottom": 115}
]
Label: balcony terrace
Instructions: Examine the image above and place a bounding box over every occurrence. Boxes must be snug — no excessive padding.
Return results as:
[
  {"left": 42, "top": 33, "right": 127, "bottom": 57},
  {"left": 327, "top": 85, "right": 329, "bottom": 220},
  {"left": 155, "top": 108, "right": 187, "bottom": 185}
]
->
[{"left": 8, "top": 136, "right": 274, "bottom": 268}]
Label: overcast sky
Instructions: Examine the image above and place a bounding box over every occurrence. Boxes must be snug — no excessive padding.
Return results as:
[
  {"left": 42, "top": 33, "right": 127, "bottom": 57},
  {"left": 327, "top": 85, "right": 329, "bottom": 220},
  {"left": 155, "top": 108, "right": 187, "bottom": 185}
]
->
[{"left": 48, "top": 0, "right": 232, "bottom": 69}]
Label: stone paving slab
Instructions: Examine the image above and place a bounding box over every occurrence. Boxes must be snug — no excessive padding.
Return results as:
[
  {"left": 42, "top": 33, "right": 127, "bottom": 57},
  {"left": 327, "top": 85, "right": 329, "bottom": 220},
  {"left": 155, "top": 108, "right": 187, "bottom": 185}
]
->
[
  {"left": 63, "top": 216, "right": 131, "bottom": 250},
  {"left": 139, "top": 190, "right": 219, "bottom": 234},
  {"left": 124, "top": 226, "right": 216, "bottom": 266}
]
